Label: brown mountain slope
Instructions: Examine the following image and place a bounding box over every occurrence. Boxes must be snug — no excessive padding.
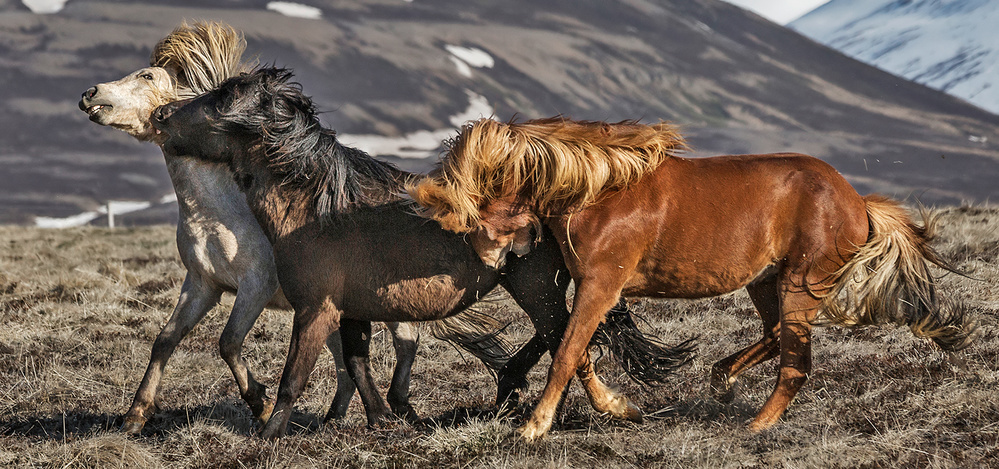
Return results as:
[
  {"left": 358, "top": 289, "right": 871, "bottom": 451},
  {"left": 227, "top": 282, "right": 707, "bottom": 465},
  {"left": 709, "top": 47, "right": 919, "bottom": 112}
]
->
[{"left": 1, "top": 0, "right": 996, "bottom": 223}]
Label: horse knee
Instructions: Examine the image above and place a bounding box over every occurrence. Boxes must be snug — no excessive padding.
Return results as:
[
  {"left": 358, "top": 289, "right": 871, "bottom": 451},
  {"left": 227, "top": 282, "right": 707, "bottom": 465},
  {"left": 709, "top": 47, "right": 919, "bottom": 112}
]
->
[{"left": 218, "top": 333, "right": 243, "bottom": 363}]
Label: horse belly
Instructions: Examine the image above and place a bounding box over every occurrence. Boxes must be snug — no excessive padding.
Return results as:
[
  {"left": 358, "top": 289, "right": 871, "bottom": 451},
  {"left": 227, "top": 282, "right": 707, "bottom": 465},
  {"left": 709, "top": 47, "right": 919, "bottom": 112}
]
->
[
  {"left": 624, "top": 245, "right": 772, "bottom": 299},
  {"left": 342, "top": 275, "right": 485, "bottom": 322}
]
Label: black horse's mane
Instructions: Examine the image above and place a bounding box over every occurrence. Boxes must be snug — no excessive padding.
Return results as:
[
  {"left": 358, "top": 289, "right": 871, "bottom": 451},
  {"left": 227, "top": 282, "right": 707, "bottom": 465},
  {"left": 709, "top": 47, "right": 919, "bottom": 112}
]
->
[{"left": 216, "top": 67, "right": 409, "bottom": 218}]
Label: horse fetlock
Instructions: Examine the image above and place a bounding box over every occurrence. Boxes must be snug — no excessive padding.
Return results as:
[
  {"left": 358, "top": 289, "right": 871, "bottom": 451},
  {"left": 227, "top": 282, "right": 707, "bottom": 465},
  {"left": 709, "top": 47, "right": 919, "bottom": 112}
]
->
[
  {"left": 243, "top": 386, "right": 273, "bottom": 418},
  {"left": 747, "top": 414, "right": 778, "bottom": 432},
  {"left": 496, "top": 377, "right": 527, "bottom": 407},
  {"left": 595, "top": 394, "right": 643, "bottom": 423},
  {"left": 255, "top": 398, "right": 275, "bottom": 425},
  {"left": 388, "top": 401, "right": 419, "bottom": 423},
  {"left": 257, "top": 411, "right": 288, "bottom": 439}
]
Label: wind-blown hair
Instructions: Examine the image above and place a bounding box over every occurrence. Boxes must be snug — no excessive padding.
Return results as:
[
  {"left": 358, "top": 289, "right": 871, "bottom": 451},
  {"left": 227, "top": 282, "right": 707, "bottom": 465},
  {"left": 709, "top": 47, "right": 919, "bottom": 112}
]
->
[
  {"left": 408, "top": 117, "right": 687, "bottom": 232},
  {"left": 214, "top": 67, "right": 403, "bottom": 217},
  {"left": 150, "top": 20, "right": 253, "bottom": 98},
  {"left": 818, "top": 196, "right": 977, "bottom": 350}
]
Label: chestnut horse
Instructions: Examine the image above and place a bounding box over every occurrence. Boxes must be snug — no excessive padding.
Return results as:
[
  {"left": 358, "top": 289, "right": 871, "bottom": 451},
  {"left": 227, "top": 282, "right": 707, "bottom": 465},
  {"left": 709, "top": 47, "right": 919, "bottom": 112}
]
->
[
  {"left": 149, "top": 68, "right": 693, "bottom": 439},
  {"left": 408, "top": 117, "right": 978, "bottom": 440},
  {"left": 78, "top": 22, "right": 518, "bottom": 433}
]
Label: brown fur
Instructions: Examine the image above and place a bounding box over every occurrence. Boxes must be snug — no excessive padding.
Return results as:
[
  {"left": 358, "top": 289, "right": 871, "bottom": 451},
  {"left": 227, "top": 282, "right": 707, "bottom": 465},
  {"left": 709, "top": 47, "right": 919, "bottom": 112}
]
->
[{"left": 408, "top": 119, "right": 978, "bottom": 440}]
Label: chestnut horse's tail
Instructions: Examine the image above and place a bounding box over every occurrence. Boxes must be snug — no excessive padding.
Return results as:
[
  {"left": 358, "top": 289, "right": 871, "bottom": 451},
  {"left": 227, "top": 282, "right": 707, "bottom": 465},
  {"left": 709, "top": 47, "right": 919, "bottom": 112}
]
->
[{"left": 820, "top": 195, "right": 977, "bottom": 351}]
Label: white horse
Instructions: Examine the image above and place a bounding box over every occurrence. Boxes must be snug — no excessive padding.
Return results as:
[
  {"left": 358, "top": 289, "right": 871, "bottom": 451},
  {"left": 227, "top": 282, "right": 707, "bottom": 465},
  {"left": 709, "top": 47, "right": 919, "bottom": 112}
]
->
[{"left": 78, "top": 22, "right": 510, "bottom": 433}]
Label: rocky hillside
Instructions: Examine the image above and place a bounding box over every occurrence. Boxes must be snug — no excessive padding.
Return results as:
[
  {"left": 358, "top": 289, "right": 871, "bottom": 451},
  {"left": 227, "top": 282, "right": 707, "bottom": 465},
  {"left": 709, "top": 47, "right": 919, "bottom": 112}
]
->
[
  {"left": 791, "top": 0, "right": 999, "bottom": 115},
  {"left": 2, "top": 0, "right": 997, "bottom": 224}
]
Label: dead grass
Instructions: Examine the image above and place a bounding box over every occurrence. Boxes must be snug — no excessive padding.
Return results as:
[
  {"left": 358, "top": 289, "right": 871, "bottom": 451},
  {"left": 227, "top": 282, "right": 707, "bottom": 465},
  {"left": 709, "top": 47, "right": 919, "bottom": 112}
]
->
[{"left": 1, "top": 206, "right": 998, "bottom": 468}]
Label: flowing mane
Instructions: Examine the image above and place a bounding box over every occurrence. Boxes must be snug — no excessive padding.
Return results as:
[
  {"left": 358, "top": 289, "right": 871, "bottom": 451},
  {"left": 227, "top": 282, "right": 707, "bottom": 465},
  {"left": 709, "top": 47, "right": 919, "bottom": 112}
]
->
[
  {"left": 216, "top": 68, "right": 404, "bottom": 218},
  {"left": 408, "top": 117, "right": 687, "bottom": 232},
  {"left": 150, "top": 21, "right": 253, "bottom": 97}
]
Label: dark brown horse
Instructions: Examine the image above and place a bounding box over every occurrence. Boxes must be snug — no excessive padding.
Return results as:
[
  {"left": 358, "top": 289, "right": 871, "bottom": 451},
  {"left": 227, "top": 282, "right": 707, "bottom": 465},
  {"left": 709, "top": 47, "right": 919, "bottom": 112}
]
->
[
  {"left": 148, "top": 68, "right": 693, "bottom": 439},
  {"left": 409, "top": 117, "right": 979, "bottom": 439}
]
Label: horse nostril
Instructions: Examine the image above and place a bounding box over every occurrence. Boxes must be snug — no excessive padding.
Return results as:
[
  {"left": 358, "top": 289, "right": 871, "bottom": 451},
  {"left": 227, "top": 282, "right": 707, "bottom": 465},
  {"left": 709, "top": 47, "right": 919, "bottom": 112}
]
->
[{"left": 82, "top": 86, "right": 97, "bottom": 100}]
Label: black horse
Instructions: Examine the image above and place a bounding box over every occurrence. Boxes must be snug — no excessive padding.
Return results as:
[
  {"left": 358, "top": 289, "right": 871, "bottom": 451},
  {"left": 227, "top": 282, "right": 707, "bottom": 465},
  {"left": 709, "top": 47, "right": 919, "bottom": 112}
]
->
[{"left": 151, "top": 67, "right": 694, "bottom": 438}]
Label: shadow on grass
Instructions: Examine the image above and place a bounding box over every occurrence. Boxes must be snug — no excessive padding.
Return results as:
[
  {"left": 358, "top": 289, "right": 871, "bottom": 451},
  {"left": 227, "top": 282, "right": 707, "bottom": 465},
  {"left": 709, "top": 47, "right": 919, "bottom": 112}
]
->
[{"left": 0, "top": 398, "right": 314, "bottom": 440}]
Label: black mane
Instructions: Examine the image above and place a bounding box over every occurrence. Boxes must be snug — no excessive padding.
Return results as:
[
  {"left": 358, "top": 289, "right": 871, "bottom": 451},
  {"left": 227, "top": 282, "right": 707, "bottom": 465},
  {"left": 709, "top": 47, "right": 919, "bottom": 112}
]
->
[{"left": 216, "top": 67, "right": 409, "bottom": 218}]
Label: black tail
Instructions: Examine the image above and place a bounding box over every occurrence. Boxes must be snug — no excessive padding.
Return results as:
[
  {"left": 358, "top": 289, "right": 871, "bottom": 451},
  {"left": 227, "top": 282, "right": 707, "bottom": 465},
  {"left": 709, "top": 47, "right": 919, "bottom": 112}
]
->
[
  {"left": 591, "top": 299, "right": 696, "bottom": 386},
  {"left": 426, "top": 306, "right": 515, "bottom": 372}
]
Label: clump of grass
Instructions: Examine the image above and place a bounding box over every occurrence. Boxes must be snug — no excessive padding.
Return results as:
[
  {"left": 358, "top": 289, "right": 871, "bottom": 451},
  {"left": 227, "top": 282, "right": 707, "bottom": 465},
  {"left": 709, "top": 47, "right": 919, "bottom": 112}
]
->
[{"left": 1, "top": 205, "right": 997, "bottom": 467}]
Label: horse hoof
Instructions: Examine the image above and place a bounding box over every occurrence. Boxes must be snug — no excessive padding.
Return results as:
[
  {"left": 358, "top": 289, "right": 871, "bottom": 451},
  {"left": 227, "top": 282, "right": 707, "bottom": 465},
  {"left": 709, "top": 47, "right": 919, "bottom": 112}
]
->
[
  {"left": 120, "top": 417, "right": 146, "bottom": 435},
  {"left": 258, "top": 423, "right": 284, "bottom": 440},
  {"left": 624, "top": 401, "right": 643, "bottom": 423},
  {"left": 516, "top": 422, "right": 548, "bottom": 442},
  {"left": 710, "top": 371, "right": 736, "bottom": 404},
  {"left": 747, "top": 417, "right": 777, "bottom": 433},
  {"left": 392, "top": 405, "right": 420, "bottom": 424}
]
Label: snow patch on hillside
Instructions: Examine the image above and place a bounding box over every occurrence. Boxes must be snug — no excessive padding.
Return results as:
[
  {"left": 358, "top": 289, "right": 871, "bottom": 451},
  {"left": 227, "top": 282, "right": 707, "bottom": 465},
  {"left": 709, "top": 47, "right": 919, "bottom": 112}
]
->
[
  {"left": 22, "top": 0, "right": 68, "bottom": 14},
  {"left": 791, "top": 0, "right": 999, "bottom": 114},
  {"left": 339, "top": 90, "right": 494, "bottom": 159},
  {"left": 267, "top": 2, "right": 322, "bottom": 19},
  {"left": 35, "top": 201, "right": 153, "bottom": 228},
  {"left": 446, "top": 45, "right": 494, "bottom": 78}
]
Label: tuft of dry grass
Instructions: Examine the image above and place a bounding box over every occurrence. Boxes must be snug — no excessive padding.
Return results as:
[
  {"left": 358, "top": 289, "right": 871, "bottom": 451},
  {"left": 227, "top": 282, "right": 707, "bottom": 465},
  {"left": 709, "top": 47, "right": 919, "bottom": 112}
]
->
[{"left": 1, "top": 206, "right": 998, "bottom": 467}]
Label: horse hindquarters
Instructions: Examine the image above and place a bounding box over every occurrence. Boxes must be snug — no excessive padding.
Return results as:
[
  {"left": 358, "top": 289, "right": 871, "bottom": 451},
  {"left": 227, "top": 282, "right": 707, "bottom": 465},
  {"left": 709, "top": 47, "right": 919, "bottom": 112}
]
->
[{"left": 823, "top": 196, "right": 977, "bottom": 350}]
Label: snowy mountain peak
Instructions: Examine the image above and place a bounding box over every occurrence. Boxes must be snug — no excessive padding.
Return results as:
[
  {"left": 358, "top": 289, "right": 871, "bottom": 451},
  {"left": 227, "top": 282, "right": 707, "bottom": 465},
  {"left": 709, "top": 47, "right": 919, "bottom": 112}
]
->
[{"left": 790, "top": 0, "right": 999, "bottom": 114}]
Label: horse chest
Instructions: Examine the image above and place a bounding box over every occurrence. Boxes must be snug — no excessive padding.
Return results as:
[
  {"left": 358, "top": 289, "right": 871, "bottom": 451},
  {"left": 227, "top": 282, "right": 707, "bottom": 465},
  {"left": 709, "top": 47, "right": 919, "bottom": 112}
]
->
[{"left": 178, "top": 219, "right": 272, "bottom": 290}]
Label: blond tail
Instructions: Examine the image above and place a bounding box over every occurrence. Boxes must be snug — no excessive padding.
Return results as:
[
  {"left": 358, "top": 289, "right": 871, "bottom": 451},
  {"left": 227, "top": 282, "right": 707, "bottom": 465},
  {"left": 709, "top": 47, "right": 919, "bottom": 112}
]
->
[{"left": 820, "top": 195, "right": 977, "bottom": 351}]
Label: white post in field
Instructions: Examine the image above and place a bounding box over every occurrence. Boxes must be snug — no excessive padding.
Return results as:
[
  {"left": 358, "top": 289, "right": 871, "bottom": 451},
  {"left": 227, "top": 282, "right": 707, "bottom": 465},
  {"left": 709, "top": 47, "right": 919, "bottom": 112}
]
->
[{"left": 106, "top": 202, "right": 115, "bottom": 228}]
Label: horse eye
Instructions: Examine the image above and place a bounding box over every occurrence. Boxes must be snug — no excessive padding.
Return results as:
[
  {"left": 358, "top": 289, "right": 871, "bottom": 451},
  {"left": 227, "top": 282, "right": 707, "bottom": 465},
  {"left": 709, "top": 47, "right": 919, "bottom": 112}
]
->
[{"left": 141, "top": 73, "right": 154, "bottom": 80}]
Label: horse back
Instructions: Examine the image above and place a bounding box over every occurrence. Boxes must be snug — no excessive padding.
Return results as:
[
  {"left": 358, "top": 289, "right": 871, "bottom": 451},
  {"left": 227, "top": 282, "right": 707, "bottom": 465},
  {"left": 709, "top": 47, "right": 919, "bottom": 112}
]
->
[{"left": 560, "top": 152, "right": 868, "bottom": 297}]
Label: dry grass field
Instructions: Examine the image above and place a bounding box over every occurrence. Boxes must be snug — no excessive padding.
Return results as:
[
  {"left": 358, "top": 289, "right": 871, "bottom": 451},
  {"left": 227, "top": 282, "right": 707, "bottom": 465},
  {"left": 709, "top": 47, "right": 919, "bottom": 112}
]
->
[{"left": 1, "top": 205, "right": 997, "bottom": 468}]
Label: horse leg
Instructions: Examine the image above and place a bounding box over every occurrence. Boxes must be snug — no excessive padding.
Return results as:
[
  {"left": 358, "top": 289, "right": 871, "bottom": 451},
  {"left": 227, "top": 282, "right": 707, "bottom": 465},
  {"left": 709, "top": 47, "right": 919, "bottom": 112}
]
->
[
  {"left": 519, "top": 279, "right": 626, "bottom": 441},
  {"left": 323, "top": 330, "right": 355, "bottom": 421},
  {"left": 338, "top": 318, "right": 392, "bottom": 426},
  {"left": 710, "top": 271, "right": 781, "bottom": 403},
  {"left": 498, "top": 236, "right": 572, "bottom": 407},
  {"left": 218, "top": 275, "right": 278, "bottom": 425},
  {"left": 384, "top": 321, "right": 420, "bottom": 422},
  {"left": 259, "top": 304, "right": 339, "bottom": 439},
  {"left": 122, "top": 272, "right": 221, "bottom": 434},
  {"left": 748, "top": 285, "right": 819, "bottom": 431},
  {"left": 576, "top": 347, "right": 642, "bottom": 422},
  {"left": 495, "top": 335, "right": 548, "bottom": 406}
]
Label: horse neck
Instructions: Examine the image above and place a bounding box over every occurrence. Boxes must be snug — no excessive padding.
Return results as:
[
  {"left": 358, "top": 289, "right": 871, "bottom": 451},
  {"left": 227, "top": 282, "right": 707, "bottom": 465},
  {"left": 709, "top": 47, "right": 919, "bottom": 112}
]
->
[
  {"left": 242, "top": 172, "right": 314, "bottom": 243},
  {"left": 161, "top": 150, "right": 261, "bottom": 234}
]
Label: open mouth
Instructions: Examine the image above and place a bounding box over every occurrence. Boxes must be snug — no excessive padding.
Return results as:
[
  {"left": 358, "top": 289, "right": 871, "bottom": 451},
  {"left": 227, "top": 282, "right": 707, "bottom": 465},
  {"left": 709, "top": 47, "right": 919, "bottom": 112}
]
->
[{"left": 86, "top": 104, "right": 110, "bottom": 116}]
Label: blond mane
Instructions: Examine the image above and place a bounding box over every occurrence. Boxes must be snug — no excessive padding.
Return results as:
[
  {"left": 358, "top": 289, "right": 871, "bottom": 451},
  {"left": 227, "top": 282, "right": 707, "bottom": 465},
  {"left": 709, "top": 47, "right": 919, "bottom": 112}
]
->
[
  {"left": 409, "top": 117, "right": 686, "bottom": 232},
  {"left": 150, "top": 21, "right": 253, "bottom": 98}
]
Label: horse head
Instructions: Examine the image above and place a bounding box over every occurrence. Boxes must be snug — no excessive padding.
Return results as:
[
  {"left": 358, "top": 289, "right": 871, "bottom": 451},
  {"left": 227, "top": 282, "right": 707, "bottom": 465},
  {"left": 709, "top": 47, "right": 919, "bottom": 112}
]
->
[
  {"left": 79, "top": 67, "right": 177, "bottom": 142},
  {"left": 79, "top": 21, "right": 248, "bottom": 144},
  {"left": 151, "top": 67, "right": 297, "bottom": 163},
  {"left": 468, "top": 198, "right": 542, "bottom": 269}
]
